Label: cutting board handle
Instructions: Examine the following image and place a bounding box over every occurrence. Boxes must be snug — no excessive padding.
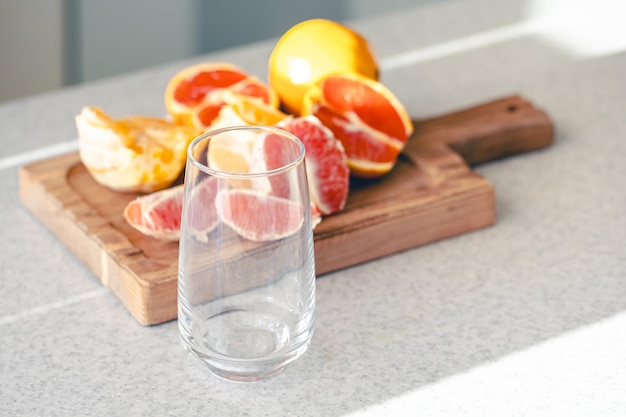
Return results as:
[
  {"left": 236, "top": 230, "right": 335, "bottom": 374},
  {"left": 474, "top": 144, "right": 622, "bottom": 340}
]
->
[{"left": 403, "top": 95, "right": 554, "bottom": 170}]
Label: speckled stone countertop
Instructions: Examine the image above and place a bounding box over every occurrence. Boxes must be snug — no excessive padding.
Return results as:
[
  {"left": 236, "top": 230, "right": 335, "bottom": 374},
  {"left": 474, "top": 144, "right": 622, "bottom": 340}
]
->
[{"left": 2, "top": 0, "right": 626, "bottom": 415}]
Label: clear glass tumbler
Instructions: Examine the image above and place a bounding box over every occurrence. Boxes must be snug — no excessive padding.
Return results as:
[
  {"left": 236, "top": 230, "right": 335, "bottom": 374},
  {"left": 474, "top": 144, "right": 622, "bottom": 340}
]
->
[{"left": 177, "top": 125, "right": 316, "bottom": 382}]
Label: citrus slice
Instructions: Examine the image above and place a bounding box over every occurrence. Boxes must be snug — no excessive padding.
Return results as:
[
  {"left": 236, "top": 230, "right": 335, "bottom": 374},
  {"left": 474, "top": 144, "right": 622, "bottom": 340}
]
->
[
  {"left": 123, "top": 177, "right": 218, "bottom": 241},
  {"left": 269, "top": 19, "right": 379, "bottom": 115},
  {"left": 249, "top": 129, "right": 302, "bottom": 198},
  {"left": 184, "top": 177, "right": 220, "bottom": 241},
  {"left": 301, "top": 73, "right": 414, "bottom": 178},
  {"left": 278, "top": 116, "right": 349, "bottom": 215},
  {"left": 248, "top": 128, "right": 326, "bottom": 227},
  {"left": 310, "top": 203, "right": 322, "bottom": 229},
  {"left": 207, "top": 129, "right": 255, "bottom": 175},
  {"left": 165, "top": 62, "right": 278, "bottom": 130},
  {"left": 124, "top": 184, "right": 185, "bottom": 241},
  {"left": 75, "top": 106, "right": 199, "bottom": 193},
  {"left": 224, "top": 92, "right": 288, "bottom": 126},
  {"left": 215, "top": 189, "right": 304, "bottom": 242}
]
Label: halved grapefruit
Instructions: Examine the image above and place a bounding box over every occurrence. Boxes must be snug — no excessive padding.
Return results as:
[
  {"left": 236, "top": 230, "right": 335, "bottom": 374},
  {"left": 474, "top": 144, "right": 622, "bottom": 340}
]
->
[
  {"left": 165, "top": 62, "right": 279, "bottom": 130},
  {"left": 301, "top": 72, "right": 414, "bottom": 178}
]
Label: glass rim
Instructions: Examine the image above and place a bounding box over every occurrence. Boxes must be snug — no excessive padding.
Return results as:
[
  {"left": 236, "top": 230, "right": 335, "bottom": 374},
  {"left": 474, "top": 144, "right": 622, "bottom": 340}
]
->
[{"left": 186, "top": 124, "right": 306, "bottom": 179}]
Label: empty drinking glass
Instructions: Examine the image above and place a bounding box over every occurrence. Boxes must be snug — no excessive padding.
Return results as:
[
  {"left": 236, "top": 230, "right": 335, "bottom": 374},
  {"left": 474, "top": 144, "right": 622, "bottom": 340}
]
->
[{"left": 177, "top": 125, "right": 316, "bottom": 382}]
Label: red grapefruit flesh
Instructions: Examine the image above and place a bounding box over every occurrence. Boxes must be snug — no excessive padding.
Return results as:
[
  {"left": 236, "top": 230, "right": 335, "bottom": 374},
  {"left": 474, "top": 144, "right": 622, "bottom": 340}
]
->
[
  {"left": 124, "top": 177, "right": 218, "bottom": 241},
  {"left": 165, "top": 62, "right": 278, "bottom": 129},
  {"left": 278, "top": 116, "right": 349, "bottom": 215},
  {"left": 185, "top": 177, "right": 220, "bottom": 240},
  {"left": 215, "top": 189, "right": 304, "bottom": 242},
  {"left": 250, "top": 130, "right": 303, "bottom": 198},
  {"left": 310, "top": 202, "right": 322, "bottom": 229},
  {"left": 124, "top": 185, "right": 185, "bottom": 241},
  {"left": 302, "top": 72, "right": 413, "bottom": 178},
  {"left": 172, "top": 69, "right": 248, "bottom": 106}
]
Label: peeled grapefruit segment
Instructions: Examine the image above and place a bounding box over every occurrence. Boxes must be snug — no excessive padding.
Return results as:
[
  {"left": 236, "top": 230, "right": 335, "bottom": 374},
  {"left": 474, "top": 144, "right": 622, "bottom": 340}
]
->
[
  {"left": 301, "top": 72, "right": 414, "bottom": 178},
  {"left": 310, "top": 203, "right": 322, "bottom": 229},
  {"left": 249, "top": 130, "right": 303, "bottom": 198},
  {"left": 124, "top": 185, "right": 185, "bottom": 241},
  {"left": 123, "top": 177, "right": 218, "bottom": 241},
  {"left": 207, "top": 129, "right": 255, "bottom": 175},
  {"left": 215, "top": 189, "right": 304, "bottom": 242},
  {"left": 278, "top": 116, "right": 349, "bottom": 216},
  {"left": 165, "top": 62, "right": 278, "bottom": 130}
]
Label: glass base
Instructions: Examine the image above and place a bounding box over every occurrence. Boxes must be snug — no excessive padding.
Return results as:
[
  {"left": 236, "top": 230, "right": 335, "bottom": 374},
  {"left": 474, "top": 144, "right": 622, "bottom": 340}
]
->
[{"left": 181, "top": 334, "right": 311, "bottom": 382}]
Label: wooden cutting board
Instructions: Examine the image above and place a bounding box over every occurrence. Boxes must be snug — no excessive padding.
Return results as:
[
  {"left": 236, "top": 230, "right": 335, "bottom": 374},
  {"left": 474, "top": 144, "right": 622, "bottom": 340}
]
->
[{"left": 19, "top": 95, "right": 553, "bottom": 325}]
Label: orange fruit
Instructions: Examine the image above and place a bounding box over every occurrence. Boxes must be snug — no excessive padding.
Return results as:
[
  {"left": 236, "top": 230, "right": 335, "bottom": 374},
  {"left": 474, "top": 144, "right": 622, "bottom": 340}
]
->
[
  {"left": 124, "top": 177, "right": 218, "bottom": 241},
  {"left": 165, "top": 62, "right": 279, "bottom": 129},
  {"left": 278, "top": 116, "right": 349, "bottom": 216},
  {"left": 301, "top": 73, "right": 413, "bottom": 178},
  {"left": 215, "top": 188, "right": 304, "bottom": 242},
  {"left": 268, "top": 19, "right": 378, "bottom": 115},
  {"left": 75, "top": 106, "right": 200, "bottom": 193}
]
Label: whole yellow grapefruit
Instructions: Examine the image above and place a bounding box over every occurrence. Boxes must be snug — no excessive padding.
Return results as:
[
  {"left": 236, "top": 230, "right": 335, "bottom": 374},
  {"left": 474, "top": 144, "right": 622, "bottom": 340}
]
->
[{"left": 268, "top": 19, "right": 378, "bottom": 115}]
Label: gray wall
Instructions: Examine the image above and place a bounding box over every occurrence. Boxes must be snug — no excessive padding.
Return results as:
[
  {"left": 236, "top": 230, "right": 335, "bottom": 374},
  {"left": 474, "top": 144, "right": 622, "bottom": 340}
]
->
[
  {"left": 0, "top": 0, "right": 418, "bottom": 102},
  {"left": 0, "top": 0, "right": 66, "bottom": 101}
]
